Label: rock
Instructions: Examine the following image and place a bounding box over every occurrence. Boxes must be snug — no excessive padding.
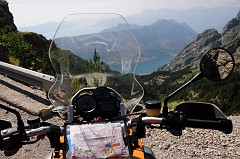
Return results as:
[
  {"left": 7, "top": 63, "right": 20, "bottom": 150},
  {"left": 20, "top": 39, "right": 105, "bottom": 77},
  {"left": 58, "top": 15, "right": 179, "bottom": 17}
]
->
[
  {"left": 161, "top": 10, "right": 240, "bottom": 72},
  {"left": 236, "top": 10, "right": 240, "bottom": 21},
  {"left": 0, "top": 0, "right": 17, "bottom": 31},
  {"left": 37, "top": 105, "right": 54, "bottom": 118},
  {"left": 222, "top": 18, "right": 239, "bottom": 34},
  {"left": 196, "top": 28, "right": 221, "bottom": 47},
  {"left": 164, "top": 144, "right": 171, "bottom": 150},
  {"left": 161, "top": 28, "right": 221, "bottom": 71}
]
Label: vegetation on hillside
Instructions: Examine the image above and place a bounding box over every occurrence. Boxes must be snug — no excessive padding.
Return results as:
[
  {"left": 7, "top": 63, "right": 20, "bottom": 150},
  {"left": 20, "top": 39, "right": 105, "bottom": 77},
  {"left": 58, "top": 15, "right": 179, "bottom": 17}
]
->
[
  {"left": 0, "top": 25, "right": 54, "bottom": 75},
  {"left": 137, "top": 63, "right": 240, "bottom": 115}
]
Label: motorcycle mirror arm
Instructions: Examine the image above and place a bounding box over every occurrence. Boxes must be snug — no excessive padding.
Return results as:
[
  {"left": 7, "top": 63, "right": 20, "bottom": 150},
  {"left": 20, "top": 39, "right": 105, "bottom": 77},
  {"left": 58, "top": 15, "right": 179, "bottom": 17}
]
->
[
  {"left": 162, "top": 72, "right": 204, "bottom": 117},
  {"left": 0, "top": 103, "right": 26, "bottom": 135}
]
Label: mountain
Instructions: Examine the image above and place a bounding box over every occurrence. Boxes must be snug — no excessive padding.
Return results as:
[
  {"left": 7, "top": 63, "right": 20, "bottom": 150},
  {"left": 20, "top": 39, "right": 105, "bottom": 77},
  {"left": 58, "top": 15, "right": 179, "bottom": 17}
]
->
[
  {"left": 17, "top": 7, "right": 239, "bottom": 39},
  {"left": 0, "top": 0, "right": 16, "bottom": 31},
  {"left": 135, "top": 19, "right": 196, "bottom": 57},
  {"left": 161, "top": 10, "right": 240, "bottom": 72},
  {"left": 134, "top": 19, "right": 197, "bottom": 73},
  {"left": 19, "top": 21, "right": 59, "bottom": 39},
  {"left": 101, "top": 23, "right": 142, "bottom": 32},
  {"left": 127, "top": 7, "right": 240, "bottom": 33},
  {"left": 54, "top": 19, "right": 197, "bottom": 74}
]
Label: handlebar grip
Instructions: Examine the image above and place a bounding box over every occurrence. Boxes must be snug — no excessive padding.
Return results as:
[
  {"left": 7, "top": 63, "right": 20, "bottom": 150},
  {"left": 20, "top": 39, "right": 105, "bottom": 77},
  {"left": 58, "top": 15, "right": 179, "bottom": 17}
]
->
[{"left": 185, "top": 118, "right": 233, "bottom": 134}]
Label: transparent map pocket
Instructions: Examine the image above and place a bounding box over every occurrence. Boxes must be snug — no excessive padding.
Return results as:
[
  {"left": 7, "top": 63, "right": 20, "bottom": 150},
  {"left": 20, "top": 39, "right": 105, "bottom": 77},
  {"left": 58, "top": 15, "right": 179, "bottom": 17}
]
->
[{"left": 66, "top": 122, "right": 129, "bottom": 158}]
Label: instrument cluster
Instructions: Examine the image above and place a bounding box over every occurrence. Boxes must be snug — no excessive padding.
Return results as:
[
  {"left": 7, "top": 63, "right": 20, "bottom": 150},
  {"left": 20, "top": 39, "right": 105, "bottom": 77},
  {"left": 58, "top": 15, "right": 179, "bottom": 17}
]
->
[{"left": 71, "top": 87, "right": 121, "bottom": 121}]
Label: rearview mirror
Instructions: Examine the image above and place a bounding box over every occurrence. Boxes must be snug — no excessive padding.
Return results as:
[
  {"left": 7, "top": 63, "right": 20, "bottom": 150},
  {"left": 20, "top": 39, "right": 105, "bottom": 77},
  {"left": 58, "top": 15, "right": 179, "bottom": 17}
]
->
[
  {"left": 200, "top": 48, "right": 235, "bottom": 81},
  {"left": 162, "top": 48, "right": 235, "bottom": 118}
]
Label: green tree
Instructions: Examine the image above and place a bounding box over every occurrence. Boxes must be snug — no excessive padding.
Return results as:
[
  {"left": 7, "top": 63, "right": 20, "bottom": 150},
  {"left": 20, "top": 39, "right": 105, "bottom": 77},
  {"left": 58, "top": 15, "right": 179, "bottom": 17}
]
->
[
  {"left": 0, "top": 27, "right": 37, "bottom": 69},
  {"left": 86, "top": 48, "right": 106, "bottom": 73},
  {"left": 0, "top": 26, "right": 54, "bottom": 75},
  {"left": 93, "top": 48, "right": 100, "bottom": 66},
  {"left": 92, "top": 48, "right": 104, "bottom": 72}
]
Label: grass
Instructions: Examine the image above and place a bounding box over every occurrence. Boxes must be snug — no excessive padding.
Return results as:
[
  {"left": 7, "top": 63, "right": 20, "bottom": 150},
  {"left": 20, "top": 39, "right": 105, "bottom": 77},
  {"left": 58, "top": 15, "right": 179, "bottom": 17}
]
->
[
  {"left": 165, "top": 100, "right": 182, "bottom": 110},
  {"left": 9, "top": 56, "right": 20, "bottom": 66}
]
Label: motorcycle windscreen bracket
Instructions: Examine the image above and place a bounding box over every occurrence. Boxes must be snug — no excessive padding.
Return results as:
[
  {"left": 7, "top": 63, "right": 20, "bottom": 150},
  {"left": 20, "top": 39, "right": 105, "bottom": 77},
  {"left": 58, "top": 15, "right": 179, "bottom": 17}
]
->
[{"left": 66, "top": 122, "right": 130, "bottom": 158}]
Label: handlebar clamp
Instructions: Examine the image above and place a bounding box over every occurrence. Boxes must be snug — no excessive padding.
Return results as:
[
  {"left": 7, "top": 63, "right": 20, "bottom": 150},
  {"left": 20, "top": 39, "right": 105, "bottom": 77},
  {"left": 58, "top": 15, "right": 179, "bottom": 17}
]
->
[{"left": 166, "top": 110, "right": 185, "bottom": 136}]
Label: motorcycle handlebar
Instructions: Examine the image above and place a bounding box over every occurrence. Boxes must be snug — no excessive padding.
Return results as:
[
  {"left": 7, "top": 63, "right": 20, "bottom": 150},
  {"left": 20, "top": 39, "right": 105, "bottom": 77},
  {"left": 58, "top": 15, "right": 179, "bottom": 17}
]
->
[
  {"left": 185, "top": 118, "right": 233, "bottom": 134},
  {"left": 25, "top": 126, "right": 64, "bottom": 137},
  {"left": 133, "top": 116, "right": 232, "bottom": 134},
  {"left": 25, "top": 116, "right": 232, "bottom": 139},
  {"left": 142, "top": 117, "right": 163, "bottom": 124},
  {"left": 26, "top": 126, "right": 51, "bottom": 137}
]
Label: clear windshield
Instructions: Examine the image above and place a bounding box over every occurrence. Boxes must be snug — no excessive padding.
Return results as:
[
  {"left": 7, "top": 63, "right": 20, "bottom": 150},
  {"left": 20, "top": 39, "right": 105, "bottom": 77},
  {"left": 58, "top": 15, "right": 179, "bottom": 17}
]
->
[{"left": 48, "top": 13, "right": 144, "bottom": 117}]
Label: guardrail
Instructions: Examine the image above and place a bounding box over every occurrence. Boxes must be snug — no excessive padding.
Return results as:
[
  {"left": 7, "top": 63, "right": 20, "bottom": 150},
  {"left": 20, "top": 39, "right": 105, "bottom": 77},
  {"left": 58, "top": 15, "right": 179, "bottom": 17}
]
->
[{"left": 0, "top": 61, "right": 55, "bottom": 91}]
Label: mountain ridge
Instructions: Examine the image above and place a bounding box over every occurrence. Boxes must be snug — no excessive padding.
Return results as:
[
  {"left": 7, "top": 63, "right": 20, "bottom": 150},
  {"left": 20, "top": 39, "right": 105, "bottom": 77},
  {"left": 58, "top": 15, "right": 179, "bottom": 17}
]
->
[
  {"left": 18, "top": 7, "right": 239, "bottom": 39},
  {"left": 128, "top": 7, "right": 240, "bottom": 33},
  {"left": 161, "top": 10, "right": 240, "bottom": 72}
]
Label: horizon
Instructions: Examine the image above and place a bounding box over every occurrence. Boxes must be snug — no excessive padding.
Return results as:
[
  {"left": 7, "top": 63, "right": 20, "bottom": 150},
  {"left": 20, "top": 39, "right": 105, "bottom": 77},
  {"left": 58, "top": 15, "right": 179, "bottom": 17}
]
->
[{"left": 7, "top": 0, "right": 240, "bottom": 27}]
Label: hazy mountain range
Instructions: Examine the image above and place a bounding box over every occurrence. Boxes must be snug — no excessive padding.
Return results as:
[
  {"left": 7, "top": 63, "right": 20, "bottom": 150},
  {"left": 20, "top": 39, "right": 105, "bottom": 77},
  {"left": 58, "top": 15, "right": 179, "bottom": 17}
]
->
[
  {"left": 19, "top": 7, "right": 239, "bottom": 39},
  {"left": 127, "top": 7, "right": 240, "bottom": 33},
  {"left": 18, "top": 7, "right": 239, "bottom": 74}
]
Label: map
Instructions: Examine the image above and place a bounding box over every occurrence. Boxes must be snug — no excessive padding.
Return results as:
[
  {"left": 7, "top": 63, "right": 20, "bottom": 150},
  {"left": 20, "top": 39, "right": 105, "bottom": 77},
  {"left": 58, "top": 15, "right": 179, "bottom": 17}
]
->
[{"left": 67, "top": 122, "right": 129, "bottom": 158}]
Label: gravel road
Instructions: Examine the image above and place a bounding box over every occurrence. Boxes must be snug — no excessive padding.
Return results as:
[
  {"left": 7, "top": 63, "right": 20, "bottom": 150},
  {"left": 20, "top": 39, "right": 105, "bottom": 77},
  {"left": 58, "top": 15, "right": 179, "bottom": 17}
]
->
[{"left": 0, "top": 75, "right": 239, "bottom": 159}]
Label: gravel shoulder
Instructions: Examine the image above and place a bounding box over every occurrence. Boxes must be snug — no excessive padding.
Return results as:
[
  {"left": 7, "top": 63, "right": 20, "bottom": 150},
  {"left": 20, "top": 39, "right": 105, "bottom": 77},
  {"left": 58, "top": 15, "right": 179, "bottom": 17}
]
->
[
  {"left": 143, "top": 116, "right": 240, "bottom": 159},
  {"left": 0, "top": 74, "right": 53, "bottom": 117},
  {"left": 0, "top": 75, "right": 239, "bottom": 159}
]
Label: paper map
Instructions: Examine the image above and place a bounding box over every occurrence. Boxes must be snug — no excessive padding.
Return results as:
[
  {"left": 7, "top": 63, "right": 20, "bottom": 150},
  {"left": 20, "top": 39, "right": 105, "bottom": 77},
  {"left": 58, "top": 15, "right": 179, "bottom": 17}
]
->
[{"left": 67, "top": 122, "right": 129, "bottom": 158}]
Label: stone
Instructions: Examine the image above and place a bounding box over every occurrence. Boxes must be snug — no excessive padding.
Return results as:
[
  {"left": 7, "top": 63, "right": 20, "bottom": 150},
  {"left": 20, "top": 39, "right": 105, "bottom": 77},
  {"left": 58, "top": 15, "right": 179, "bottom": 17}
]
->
[{"left": 0, "top": 0, "right": 17, "bottom": 31}]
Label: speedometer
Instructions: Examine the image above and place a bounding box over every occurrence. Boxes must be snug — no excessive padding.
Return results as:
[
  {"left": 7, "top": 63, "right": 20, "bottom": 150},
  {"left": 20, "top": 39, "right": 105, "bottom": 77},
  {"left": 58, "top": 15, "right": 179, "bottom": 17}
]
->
[
  {"left": 77, "top": 95, "right": 96, "bottom": 113},
  {"left": 93, "top": 87, "right": 110, "bottom": 99}
]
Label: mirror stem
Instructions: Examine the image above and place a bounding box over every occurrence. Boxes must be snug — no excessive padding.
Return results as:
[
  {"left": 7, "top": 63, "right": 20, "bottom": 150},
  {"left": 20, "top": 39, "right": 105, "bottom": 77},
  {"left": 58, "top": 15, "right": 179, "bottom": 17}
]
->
[
  {"left": 162, "top": 72, "right": 204, "bottom": 117},
  {"left": 0, "top": 103, "right": 26, "bottom": 135}
]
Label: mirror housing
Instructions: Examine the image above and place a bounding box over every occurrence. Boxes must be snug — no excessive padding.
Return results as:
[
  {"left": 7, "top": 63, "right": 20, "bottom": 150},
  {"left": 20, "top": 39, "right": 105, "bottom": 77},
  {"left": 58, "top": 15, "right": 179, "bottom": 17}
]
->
[{"left": 200, "top": 48, "right": 235, "bottom": 81}]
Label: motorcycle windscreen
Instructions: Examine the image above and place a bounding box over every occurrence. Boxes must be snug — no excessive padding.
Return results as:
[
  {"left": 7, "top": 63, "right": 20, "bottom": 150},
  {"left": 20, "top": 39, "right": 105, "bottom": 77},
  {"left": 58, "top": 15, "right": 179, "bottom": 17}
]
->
[{"left": 48, "top": 13, "right": 144, "bottom": 117}]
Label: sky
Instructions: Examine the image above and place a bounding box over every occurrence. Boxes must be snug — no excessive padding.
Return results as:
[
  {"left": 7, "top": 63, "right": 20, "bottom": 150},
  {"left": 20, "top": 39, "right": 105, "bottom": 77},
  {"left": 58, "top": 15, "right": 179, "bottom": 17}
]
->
[{"left": 7, "top": 0, "right": 240, "bottom": 27}]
